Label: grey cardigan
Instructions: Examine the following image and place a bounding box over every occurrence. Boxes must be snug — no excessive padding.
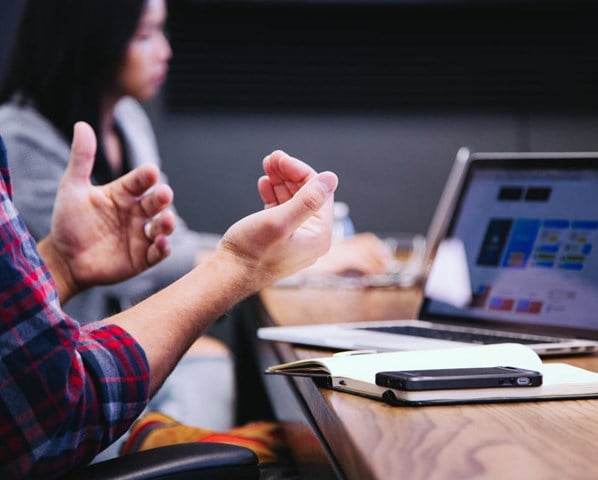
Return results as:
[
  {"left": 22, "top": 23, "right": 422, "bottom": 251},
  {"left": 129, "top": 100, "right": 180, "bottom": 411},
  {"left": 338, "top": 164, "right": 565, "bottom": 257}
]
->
[{"left": 0, "top": 97, "right": 221, "bottom": 323}]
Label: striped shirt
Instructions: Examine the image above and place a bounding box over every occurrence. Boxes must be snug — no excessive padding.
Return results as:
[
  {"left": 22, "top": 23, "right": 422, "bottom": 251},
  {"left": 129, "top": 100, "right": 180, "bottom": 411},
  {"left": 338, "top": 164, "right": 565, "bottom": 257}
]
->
[{"left": 0, "top": 137, "right": 150, "bottom": 478}]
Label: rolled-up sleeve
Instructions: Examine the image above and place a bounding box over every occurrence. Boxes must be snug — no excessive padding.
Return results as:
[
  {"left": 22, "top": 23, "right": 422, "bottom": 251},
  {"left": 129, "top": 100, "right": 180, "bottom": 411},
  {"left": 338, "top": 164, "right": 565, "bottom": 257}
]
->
[{"left": 0, "top": 137, "right": 150, "bottom": 479}]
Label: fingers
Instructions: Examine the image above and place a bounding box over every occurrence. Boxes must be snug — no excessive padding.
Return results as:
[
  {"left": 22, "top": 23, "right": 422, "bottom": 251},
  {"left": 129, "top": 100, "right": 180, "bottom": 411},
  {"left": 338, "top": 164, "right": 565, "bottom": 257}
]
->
[
  {"left": 64, "top": 121, "right": 97, "bottom": 183},
  {"left": 143, "top": 209, "right": 176, "bottom": 242},
  {"left": 263, "top": 150, "right": 315, "bottom": 182},
  {"left": 143, "top": 209, "right": 175, "bottom": 266},
  {"left": 140, "top": 185, "right": 175, "bottom": 254},
  {"left": 139, "top": 183, "right": 174, "bottom": 218},
  {"left": 146, "top": 234, "right": 171, "bottom": 266},
  {"left": 351, "top": 233, "right": 396, "bottom": 269},
  {"left": 257, "top": 175, "right": 277, "bottom": 208},
  {"left": 118, "top": 163, "right": 163, "bottom": 197},
  {"left": 261, "top": 150, "right": 317, "bottom": 205},
  {"left": 274, "top": 171, "right": 338, "bottom": 233}
]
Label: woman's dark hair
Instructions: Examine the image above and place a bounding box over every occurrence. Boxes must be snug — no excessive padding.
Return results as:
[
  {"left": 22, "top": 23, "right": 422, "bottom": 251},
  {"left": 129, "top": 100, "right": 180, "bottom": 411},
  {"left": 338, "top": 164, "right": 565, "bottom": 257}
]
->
[{"left": 0, "top": 0, "right": 146, "bottom": 171}]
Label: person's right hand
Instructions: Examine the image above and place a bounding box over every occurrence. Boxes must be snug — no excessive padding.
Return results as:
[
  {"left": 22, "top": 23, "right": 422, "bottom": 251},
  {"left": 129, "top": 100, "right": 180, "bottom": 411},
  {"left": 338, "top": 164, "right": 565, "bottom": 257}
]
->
[
  {"left": 39, "top": 122, "right": 175, "bottom": 303},
  {"left": 217, "top": 150, "right": 338, "bottom": 289}
]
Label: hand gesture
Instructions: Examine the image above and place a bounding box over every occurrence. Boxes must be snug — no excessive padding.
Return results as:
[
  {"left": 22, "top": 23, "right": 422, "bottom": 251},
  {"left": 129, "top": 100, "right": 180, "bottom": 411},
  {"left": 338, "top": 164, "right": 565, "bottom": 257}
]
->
[
  {"left": 39, "top": 122, "right": 175, "bottom": 301},
  {"left": 217, "top": 150, "right": 338, "bottom": 288}
]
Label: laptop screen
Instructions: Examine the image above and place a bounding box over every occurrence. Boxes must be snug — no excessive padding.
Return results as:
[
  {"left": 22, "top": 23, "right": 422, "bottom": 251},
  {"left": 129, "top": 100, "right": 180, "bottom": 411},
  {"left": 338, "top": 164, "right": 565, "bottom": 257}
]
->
[{"left": 422, "top": 155, "right": 598, "bottom": 339}]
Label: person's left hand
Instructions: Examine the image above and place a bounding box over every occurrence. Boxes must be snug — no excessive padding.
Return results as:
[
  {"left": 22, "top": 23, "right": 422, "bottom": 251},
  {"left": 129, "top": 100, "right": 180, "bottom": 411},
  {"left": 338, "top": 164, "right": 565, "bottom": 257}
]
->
[
  {"left": 39, "top": 121, "right": 175, "bottom": 302},
  {"left": 216, "top": 150, "right": 338, "bottom": 288}
]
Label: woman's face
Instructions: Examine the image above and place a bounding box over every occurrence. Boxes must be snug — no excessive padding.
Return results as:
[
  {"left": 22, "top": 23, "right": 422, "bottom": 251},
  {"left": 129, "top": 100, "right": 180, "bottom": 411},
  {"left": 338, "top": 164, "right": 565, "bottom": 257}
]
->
[{"left": 117, "top": 0, "right": 172, "bottom": 100}]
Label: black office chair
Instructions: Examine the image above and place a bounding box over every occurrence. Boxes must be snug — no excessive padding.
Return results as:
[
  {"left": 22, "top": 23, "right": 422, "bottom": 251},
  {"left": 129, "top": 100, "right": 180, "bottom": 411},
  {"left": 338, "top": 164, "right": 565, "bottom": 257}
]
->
[{"left": 63, "top": 442, "right": 259, "bottom": 480}]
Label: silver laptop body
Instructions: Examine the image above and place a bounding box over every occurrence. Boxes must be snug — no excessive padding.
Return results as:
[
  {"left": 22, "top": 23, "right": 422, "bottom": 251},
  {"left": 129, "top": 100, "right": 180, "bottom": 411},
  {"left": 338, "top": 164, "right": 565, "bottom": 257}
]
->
[{"left": 259, "top": 150, "right": 598, "bottom": 356}]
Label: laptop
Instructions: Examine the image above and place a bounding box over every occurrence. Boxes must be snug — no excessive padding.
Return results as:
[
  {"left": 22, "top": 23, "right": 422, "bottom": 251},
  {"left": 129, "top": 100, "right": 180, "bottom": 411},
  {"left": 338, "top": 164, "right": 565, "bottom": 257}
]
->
[{"left": 258, "top": 150, "right": 598, "bottom": 356}]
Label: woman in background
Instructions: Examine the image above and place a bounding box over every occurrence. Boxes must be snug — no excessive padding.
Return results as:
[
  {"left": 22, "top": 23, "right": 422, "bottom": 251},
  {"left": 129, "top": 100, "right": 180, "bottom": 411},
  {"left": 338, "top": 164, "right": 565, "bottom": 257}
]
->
[{"left": 0, "top": 0, "right": 392, "bottom": 457}]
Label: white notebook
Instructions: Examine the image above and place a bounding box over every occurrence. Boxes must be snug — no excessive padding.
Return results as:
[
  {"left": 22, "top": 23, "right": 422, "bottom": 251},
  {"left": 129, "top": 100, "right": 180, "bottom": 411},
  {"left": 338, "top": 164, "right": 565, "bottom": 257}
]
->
[{"left": 265, "top": 344, "right": 598, "bottom": 405}]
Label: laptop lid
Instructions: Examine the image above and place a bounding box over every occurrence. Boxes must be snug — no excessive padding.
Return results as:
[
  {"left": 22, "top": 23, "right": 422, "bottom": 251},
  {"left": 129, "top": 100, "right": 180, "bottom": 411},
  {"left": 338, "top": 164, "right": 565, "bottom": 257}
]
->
[
  {"left": 258, "top": 150, "right": 598, "bottom": 355},
  {"left": 423, "top": 146, "right": 472, "bottom": 266},
  {"left": 419, "top": 152, "right": 598, "bottom": 341}
]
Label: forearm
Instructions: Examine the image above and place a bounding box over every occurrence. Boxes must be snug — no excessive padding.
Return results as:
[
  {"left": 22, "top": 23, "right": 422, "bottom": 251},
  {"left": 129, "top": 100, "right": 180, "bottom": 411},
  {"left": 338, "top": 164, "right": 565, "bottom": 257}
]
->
[{"left": 108, "top": 249, "right": 257, "bottom": 395}]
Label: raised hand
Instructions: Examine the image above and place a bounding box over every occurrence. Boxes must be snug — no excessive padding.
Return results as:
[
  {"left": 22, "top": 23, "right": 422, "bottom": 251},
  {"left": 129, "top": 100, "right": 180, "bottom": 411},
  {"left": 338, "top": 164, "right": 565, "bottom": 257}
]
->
[
  {"left": 218, "top": 150, "right": 338, "bottom": 287},
  {"left": 39, "top": 122, "right": 175, "bottom": 302}
]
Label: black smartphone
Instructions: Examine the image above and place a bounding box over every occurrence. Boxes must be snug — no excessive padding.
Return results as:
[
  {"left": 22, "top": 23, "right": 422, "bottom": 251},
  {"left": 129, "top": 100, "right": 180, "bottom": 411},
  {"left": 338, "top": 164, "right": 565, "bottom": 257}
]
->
[{"left": 375, "top": 366, "right": 543, "bottom": 391}]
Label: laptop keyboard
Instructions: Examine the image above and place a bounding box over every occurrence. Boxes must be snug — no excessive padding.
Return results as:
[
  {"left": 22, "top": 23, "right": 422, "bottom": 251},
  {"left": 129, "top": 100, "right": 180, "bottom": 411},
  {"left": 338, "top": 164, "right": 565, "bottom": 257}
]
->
[{"left": 359, "top": 325, "right": 554, "bottom": 345}]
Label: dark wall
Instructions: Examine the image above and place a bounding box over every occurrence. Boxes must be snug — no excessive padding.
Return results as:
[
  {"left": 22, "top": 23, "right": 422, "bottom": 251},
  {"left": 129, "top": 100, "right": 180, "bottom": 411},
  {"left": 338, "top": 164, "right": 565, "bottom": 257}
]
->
[
  {"left": 3, "top": 1, "right": 598, "bottom": 237},
  {"left": 164, "top": 1, "right": 598, "bottom": 113},
  {"left": 147, "top": 103, "right": 598, "bottom": 236},
  {"left": 151, "top": 0, "right": 598, "bottom": 235},
  {"left": 0, "top": 1, "right": 25, "bottom": 84}
]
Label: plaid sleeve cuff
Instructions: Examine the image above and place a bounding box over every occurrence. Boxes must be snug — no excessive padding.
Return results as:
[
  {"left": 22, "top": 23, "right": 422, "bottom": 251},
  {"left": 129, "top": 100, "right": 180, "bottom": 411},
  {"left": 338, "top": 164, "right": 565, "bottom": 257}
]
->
[{"left": 78, "top": 322, "right": 150, "bottom": 442}]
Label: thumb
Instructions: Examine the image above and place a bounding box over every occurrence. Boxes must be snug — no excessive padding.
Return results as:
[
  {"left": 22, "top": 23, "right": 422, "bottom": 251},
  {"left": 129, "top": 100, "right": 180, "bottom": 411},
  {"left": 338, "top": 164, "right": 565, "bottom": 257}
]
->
[
  {"left": 277, "top": 171, "right": 338, "bottom": 231},
  {"left": 64, "top": 121, "right": 97, "bottom": 184}
]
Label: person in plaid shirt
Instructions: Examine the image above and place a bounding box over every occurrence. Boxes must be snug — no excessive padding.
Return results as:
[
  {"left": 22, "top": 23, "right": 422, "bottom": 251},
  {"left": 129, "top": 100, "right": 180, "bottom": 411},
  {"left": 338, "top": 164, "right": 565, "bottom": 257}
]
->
[{"left": 0, "top": 122, "right": 338, "bottom": 478}]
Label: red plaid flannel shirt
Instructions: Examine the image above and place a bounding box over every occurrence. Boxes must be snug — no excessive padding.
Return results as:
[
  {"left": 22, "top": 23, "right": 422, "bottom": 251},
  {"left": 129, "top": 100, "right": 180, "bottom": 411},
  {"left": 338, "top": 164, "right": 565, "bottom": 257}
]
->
[{"left": 0, "top": 137, "right": 150, "bottom": 478}]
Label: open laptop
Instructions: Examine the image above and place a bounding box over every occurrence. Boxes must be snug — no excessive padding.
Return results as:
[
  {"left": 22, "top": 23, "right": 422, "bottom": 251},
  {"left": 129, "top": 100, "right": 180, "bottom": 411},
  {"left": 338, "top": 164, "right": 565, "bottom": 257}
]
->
[{"left": 258, "top": 150, "right": 598, "bottom": 356}]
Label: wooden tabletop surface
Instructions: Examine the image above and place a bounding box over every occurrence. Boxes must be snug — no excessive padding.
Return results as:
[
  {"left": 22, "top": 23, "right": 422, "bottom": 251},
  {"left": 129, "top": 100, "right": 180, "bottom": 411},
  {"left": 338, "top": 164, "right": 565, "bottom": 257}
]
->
[{"left": 259, "top": 285, "right": 598, "bottom": 480}]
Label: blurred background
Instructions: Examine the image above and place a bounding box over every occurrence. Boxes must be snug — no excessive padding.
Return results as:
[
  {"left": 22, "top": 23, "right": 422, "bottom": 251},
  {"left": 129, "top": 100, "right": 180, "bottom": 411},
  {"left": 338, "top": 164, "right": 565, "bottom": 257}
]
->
[{"left": 2, "top": 0, "right": 598, "bottom": 237}]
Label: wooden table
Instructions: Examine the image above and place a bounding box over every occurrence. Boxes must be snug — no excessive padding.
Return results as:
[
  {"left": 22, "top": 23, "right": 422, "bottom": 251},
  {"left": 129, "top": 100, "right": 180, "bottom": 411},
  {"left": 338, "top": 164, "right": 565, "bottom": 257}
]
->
[{"left": 256, "top": 286, "right": 598, "bottom": 480}]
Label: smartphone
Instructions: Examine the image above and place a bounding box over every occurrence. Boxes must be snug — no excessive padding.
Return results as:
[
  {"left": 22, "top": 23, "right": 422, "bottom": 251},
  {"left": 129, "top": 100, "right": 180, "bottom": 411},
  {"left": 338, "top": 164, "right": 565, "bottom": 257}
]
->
[{"left": 375, "top": 366, "right": 543, "bottom": 391}]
